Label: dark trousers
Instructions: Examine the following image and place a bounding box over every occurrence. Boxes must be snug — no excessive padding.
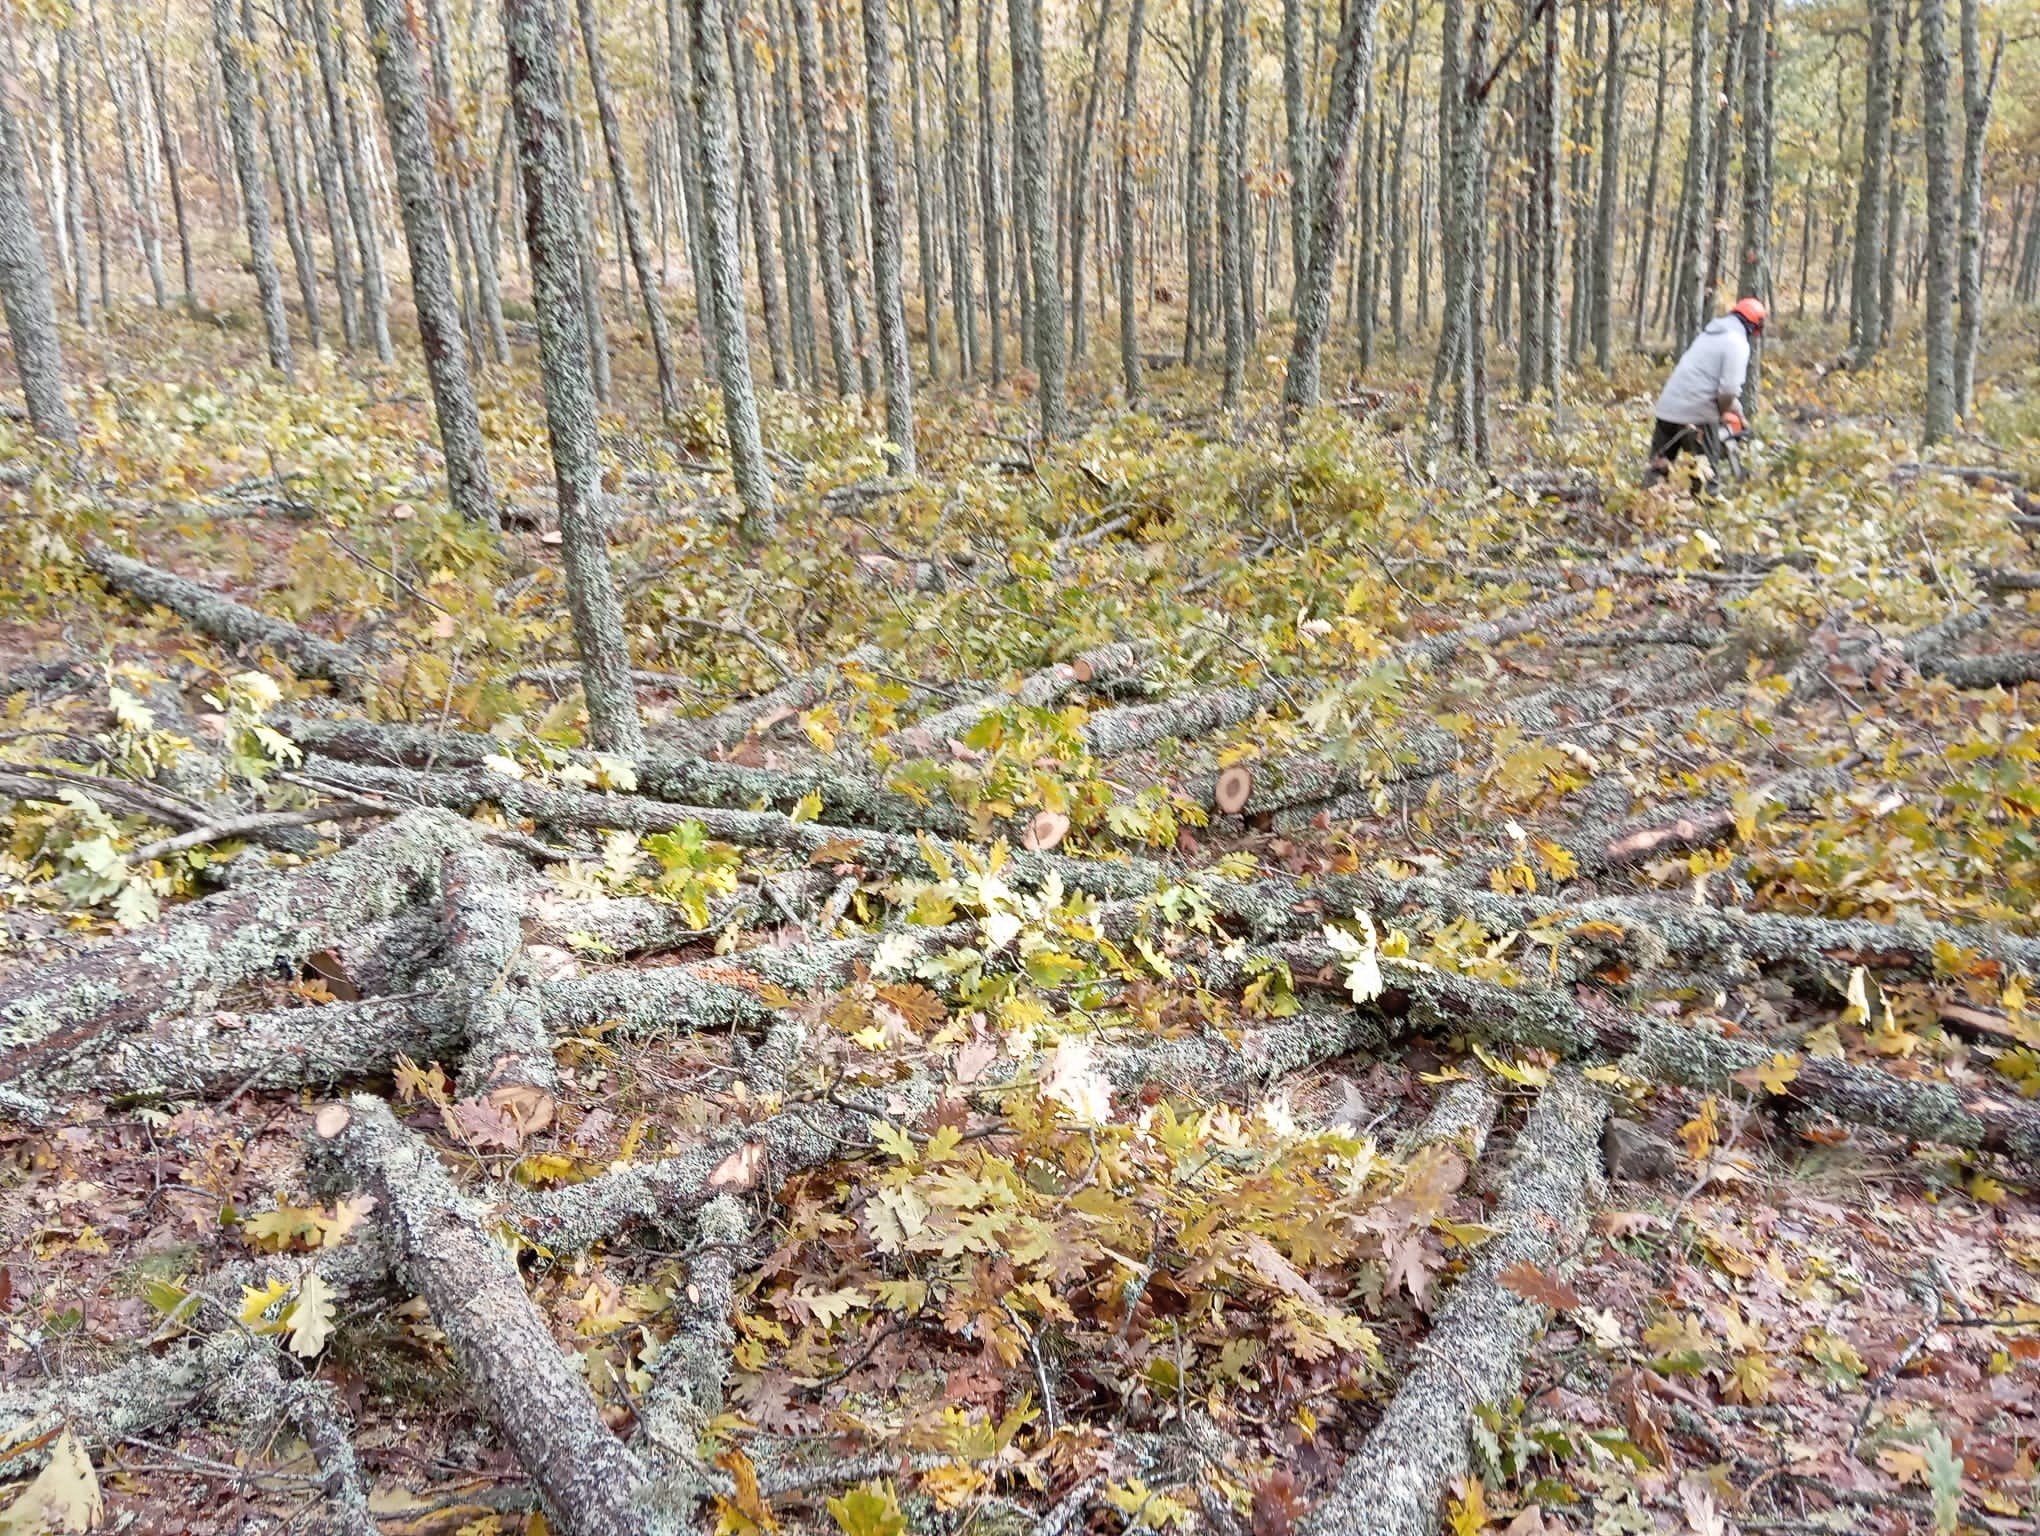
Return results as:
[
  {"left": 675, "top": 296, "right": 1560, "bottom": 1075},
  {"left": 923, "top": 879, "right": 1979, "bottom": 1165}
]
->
[{"left": 1643, "top": 418, "right": 1719, "bottom": 487}]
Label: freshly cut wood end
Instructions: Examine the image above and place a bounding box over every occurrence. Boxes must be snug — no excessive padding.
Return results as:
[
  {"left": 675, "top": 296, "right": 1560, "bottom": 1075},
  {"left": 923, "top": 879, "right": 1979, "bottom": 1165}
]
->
[
  {"left": 1215, "top": 764, "right": 1254, "bottom": 815},
  {"left": 1021, "top": 809, "right": 1071, "bottom": 851},
  {"left": 486, "top": 1080, "right": 556, "bottom": 1135},
  {"left": 1070, "top": 657, "right": 1096, "bottom": 683},
  {"left": 313, "top": 1103, "right": 352, "bottom": 1139}
]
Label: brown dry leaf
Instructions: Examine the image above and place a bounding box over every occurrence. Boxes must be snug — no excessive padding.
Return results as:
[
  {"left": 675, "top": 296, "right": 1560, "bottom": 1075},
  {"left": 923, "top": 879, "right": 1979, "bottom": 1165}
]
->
[
  {"left": 446, "top": 1097, "right": 524, "bottom": 1151},
  {"left": 952, "top": 1036, "right": 998, "bottom": 1085},
  {"left": 1238, "top": 1234, "right": 1327, "bottom": 1309},
  {"left": 1594, "top": 1209, "right": 1665, "bottom": 1238},
  {"left": 1250, "top": 1469, "right": 1304, "bottom": 1536},
  {"left": 1496, "top": 1259, "right": 1581, "bottom": 1312},
  {"left": 1611, "top": 1370, "right": 1670, "bottom": 1465}
]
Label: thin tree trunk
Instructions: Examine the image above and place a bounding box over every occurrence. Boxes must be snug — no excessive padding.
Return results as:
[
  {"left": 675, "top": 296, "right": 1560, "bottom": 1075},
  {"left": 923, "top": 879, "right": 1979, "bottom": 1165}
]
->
[
  {"left": 1953, "top": 0, "right": 1995, "bottom": 415},
  {"left": 1537, "top": 0, "right": 1562, "bottom": 402},
  {"left": 1700, "top": 0, "right": 1739, "bottom": 306},
  {"left": 902, "top": 0, "right": 942, "bottom": 379},
  {"left": 1282, "top": 0, "right": 1309, "bottom": 305},
  {"left": 502, "top": 0, "right": 644, "bottom": 756},
  {"left": 1669, "top": 0, "right": 1710, "bottom": 340},
  {"left": 1067, "top": 0, "right": 1113, "bottom": 367},
  {"left": 211, "top": 0, "right": 293, "bottom": 375},
  {"left": 689, "top": 0, "right": 780, "bottom": 532},
  {"left": 766, "top": 0, "right": 818, "bottom": 385},
  {"left": 286, "top": 1, "right": 359, "bottom": 350},
  {"left": 56, "top": 31, "right": 90, "bottom": 328},
  {"left": 975, "top": 0, "right": 1004, "bottom": 381},
  {"left": 1215, "top": 0, "right": 1245, "bottom": 411},
  {"left": 1590, "top": 0, "right": 1622, "bottom": 369},
  {"left": 1388, "top": 19, "right": 1411, "bottom": 349},
  {"left": 1009, "top": 0, "right": 1067, "bottom": 435},
  {"left": 862, "top": 0, "right": 919, "bottom": 472},
  {"left": 1117, "top": 0, "right": 1145, "bottom": 397},
  {"left": 940, "top": 0, "right": 977, "bottom": 376},
  {"left": 575, "top": 0, "right": 680, "bottom": 415},
  {"left": 91, "top": 0, "right": 167, "bottom": 309},
  {"left": 727, "top": 0, "right": 789, "bottom": 389},
  {"left": 247, "top": 0, "right": 323, "bottom": 352},
  {"left": 560, "top": 98, "right": 613, "bottom": 403},
  {"left": 307, "top": 0, "right": 393, "bottom": 361},
  {"left": 791, "top": 0, "right": 859, "bottom": 394},
  {"left": 1850, "top": 0, "right": 1894, "bottom": 359},
  {"left": 1426, "top": 0, "right": 1464, "bottom": 426},
  {"left": 138, "top": 38, "right": 195, "bottom": 304},
  {"left": 662, "top": 0, "right": 712, "bottom": 370},
  {"left": 1630, "top": 0, "right": 1667, "bottom": 341},
  {"left": 1918, "top": 0, "right": 1955, "bottom": 441},
  {"left": 1182, "top": 0, "right": 1213, "bottom": 365},
  {"left": 1281, "top": 0, "right": 1381, "bottom": 412},
  {"left": 822, "top": 4, "right": 877, "bottom": 393},
  {"left": 1736, "top": 0, "right": 1771, "bottom": 410},
  {"left": 359, "top": 0, "right": 499, "bottom": 525},
  {"left": 0, "top": 61, "right": 77, "bottom": 443}
]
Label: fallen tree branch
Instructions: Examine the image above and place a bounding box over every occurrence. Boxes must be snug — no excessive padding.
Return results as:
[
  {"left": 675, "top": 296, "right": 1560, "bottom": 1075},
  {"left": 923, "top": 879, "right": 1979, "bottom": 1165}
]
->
[
  {"left": 308, "top": 1097, "right": 663, "bottom": 1536},
  {"left": 0, "top": 808, "right": 477, "bottom": 1084},
  {"left": 1298, "top": 1068, "right": 1607, "bottom": 1536},
  {"left": 126, "top": 800, "right": 391, "bottom": 863},
  {"left": 81, "top": 541, "right": 367, "bottom": 693},
  {"left": 297, "top": 754, "right": 1180, "bottom": 900},
  {"left": 680, "top": 642, "right": 884, "bottom": 752},
  {"left": 636, "top": 1194, "right": 749, "bottom": 1454},
  {"left": 890, "top": 642, "right": 1149, "bottom": 755},
  {"left": 1920, "top": 651, "right": 2040, "bottom": 689},
  {"left": 442, "top": 848, "right": 557, "bottom": 1131}
]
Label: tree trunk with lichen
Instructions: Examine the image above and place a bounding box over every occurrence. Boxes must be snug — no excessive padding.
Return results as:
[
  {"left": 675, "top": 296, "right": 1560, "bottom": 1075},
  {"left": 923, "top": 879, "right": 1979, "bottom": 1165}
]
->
[
  {"left": 503, "top": 0, "right": 645, "bottom": 754},
  {"left": 359, "top": 0, "right": 499, "bottom": 527}
]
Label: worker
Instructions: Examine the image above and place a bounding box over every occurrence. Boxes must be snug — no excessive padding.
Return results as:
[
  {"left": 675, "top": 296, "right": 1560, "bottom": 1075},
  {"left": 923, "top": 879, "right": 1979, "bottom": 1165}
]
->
[{"left": 1643, "top": 296, "right": 1767, "bottom": 488}]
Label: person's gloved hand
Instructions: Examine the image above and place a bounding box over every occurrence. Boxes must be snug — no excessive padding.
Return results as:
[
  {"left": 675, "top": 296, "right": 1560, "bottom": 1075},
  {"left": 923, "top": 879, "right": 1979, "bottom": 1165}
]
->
[{"left": 1723, "top": 409, "right": 1746, "bottom": 436}]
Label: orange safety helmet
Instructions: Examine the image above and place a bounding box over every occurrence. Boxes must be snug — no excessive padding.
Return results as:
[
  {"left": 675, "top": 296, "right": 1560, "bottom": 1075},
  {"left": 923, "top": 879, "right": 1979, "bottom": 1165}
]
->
[{"left": 1731, "top": 296, "right": 1768, "bottom": 332}]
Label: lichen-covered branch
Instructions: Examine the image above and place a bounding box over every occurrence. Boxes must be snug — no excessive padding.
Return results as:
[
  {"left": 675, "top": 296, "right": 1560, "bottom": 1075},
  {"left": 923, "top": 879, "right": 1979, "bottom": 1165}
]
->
[
  {"left": 441, "top": 848, "right": 557, "bottom": 1128},
  {"left": 1298, "top": 1069, "right": 1607, "bottom": 1536},
  {"left": 82, "top": 542, "right": 366, "bottom": 692},
  {"left": 0, "top": 809, "right": 476, "bottom": 1082},
  {"left": 307, "top": 1096, "right": 665, "bottom": 1536}
]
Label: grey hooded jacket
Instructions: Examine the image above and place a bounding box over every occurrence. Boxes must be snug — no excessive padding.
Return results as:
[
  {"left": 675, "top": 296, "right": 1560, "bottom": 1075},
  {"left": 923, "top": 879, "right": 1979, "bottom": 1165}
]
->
[{"left": 1654, "top": 315, "right": 1751, "bottom": 426}]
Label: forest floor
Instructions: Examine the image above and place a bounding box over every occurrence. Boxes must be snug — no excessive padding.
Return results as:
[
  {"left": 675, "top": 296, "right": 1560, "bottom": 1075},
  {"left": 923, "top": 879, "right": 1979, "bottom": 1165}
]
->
[{"left": 1, "top": 292, "right": 2039, "bottom": 1536}]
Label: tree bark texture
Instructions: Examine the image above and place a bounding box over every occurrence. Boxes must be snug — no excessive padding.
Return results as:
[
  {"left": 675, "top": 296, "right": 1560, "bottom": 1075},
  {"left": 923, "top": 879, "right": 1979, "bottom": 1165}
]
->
[
  {"left": 861, "top": 0, "right": 919, "bottom": 475},
  {"left": 211, "top": 0, "right": 294, "bottom": 377},
  {"left": 503, "top": 0, "right": 645, "bottom": 755},
  {"left": 688, "top": 0, "right": 780, "bottom": 535},
  {"left": 359, "top": 0, "right": 499, "bottom": 528}
]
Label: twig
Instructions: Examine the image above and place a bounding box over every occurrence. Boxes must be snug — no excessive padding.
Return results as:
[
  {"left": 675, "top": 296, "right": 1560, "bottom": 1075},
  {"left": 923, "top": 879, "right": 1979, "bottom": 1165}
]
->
[
  {"left": 666, "top": 616, "right": 797, "bottom": 683},
  {"left": 1846, "top": 1275, "right": 1941, "bottom": 1459},
  {"left": 127, "top": 801, "right": 390, "bottom": 863}
]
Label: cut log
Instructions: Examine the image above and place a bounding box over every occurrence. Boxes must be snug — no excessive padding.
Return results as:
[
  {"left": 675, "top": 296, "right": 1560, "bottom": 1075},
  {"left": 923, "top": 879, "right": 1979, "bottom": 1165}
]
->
[
  {"left": 1321, "top": 951, "right": 2040, "bottom": 1166},
  {"left": 1889, "top": 462, "right": 2040, "bottom": 517},
  {"left": 888, "top": 641, "right": 1148, "bottom": 755},
  {"left": 441, "top": 849, "right": 557, "bottom": 1133},
  {"left": 0, "top": 809, "right": 476, "bottom": 1087},
  {"left": 636, "top": 1194, "right": 749, "bottom": 1453},
  {"left": 1298, "top": 1069, "right": 1607, "bottom": 1536},
  {"left": 81, "top": 542, "right": 366, "bottom": 692},
  {"left": 1021, "top": 809, "right": 1071, "bottom": 851},
  {"left": 1354, "top": 871, "right": 2040, "bottom": 984},
  {"left": 1078, "top": 683, "right": 1291, "bottom": 758},
  {"left": 682, "top": 641, "right": 885, "bottom": 752},
  {"left": 1922, "top": 651, "right": 2040, "bottom": 689},
  {"left": 299, "top": 755, "right": 1179, "bottom": 900},
  {"left": 1213, "top": 765, "right": 1254, "bottom": 815},
  {"left": 307, "top": 1097, "right": 664, "bottom": 1536}
]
